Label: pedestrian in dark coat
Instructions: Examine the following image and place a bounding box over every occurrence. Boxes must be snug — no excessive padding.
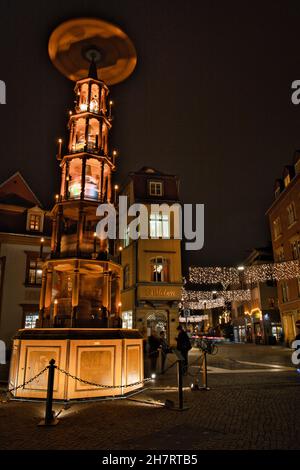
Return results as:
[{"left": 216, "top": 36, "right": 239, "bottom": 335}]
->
[
  {"left": 176, "top": 325, "right": 192, "bottom": 374},
  {"left": 148, "top": 332, "right": 160, "bottom": 374}
]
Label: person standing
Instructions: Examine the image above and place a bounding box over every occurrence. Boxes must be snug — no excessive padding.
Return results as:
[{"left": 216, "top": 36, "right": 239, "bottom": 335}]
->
[
  {"left": 176, "top": 325, "right": 192, "bottom": 374},
  {"left": 147, "top": 331, "right": 160, "bottom": 374}
]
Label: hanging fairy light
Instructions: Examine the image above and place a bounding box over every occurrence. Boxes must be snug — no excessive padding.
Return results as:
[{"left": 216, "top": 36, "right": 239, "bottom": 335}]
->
[{"left": 189, "top": 260, "right": 300, "bottom": 285}]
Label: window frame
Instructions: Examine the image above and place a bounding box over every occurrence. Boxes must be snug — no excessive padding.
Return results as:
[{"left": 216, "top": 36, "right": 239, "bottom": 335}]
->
[
  {"left": 149, "top": 180, "right": 163, "bottom": 197},
  {"left": 25, "top": 252, "right": 44, "bottom": 286}
]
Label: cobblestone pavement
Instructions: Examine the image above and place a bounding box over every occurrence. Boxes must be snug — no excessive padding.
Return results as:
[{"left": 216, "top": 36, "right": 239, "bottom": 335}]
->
[{"left": 0, "top": 343, "right": 299, "bottom": 450}]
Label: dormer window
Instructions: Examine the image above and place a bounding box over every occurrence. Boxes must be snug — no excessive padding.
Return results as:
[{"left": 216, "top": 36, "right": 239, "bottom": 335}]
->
[
  {"left": 149, "top": 181, "right": 163, "bottom": 196},
  {"left": 26, "top": 207, "right": 44, "bottom": 232},
  {"left": 284, "top": 174, "right": 291, "bottom": 188}
]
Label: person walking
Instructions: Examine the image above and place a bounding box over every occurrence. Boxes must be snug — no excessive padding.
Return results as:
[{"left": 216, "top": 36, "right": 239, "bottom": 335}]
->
[
  {"left": 176, "top": 325, "right": 192, "bottom": 374},
  {"left": 159, "top": 331, "right": 169, "bottom": 374}
]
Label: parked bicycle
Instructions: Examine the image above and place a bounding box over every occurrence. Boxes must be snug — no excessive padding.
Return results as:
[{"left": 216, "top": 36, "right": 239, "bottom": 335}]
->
[{"left": 195, "top": 337, "right": 218, "bottom": 355}]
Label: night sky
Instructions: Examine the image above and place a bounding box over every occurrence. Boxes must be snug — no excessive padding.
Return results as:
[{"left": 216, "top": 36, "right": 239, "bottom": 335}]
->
[{"left": 1, "top": 0, "right": 300, "bottom": 271}]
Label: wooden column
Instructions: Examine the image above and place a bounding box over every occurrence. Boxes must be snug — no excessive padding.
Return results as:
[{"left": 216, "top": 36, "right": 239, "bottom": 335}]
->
[
  {"left": 76, "top": 206, "right": 85, "bottom": 256},
  {"left": 38, "top": 267, "right": 47, "bottom": 325},
  {"left": 44, "top": 267, "right": 53, "bottom": 321}
]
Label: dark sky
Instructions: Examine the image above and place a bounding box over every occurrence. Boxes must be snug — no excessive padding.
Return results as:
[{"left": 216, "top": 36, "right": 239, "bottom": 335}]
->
[{"left": 1, "top": 0, "right": 300, "bottom": 270}]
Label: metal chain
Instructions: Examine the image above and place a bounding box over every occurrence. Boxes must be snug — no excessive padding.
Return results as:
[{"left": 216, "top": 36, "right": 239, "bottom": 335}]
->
[
  {"left": 0, "top": 366, "right": 48, "bottom": 402},
  {"left": 56, "top": 366, "right": 152, "bottom": 389}
]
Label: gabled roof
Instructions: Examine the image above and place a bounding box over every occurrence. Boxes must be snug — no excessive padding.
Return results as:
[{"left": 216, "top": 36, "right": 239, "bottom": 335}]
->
[{"left": 0, "top": 172, "right": 42, "bottom": 207}]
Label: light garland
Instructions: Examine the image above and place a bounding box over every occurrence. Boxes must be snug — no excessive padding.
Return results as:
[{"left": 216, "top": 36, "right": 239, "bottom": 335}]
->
[
  {"left": 182, "top": 289, "right": 251, "bottom": 303},
  {"left": 189, "top": 260, "right": 300, "bottom": 285}
]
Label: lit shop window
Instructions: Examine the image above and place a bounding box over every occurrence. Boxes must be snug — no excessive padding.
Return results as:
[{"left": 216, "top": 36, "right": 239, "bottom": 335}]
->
[
  {"left": 122, "top": 311, "right": 133, "bottom": 329},
  {"left": 24, "top": 313, "right": 39, "bottom": 329},
  {"left": 149, "top": 181, "right": 163, "bottom": 196},
  {"left": 151, "top": 257, "right": 169, "bottom": 282},
  {"left": 73, "top": 118, "right": 86, "bottom": 153},
  {"left": 26, "top": 254, "right": 43, "bottom": 286},
  {"left": 149, "top": 213, "right": 169, "bottom": 238}
]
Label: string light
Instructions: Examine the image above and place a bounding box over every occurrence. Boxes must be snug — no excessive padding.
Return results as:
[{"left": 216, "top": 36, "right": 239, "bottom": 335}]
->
[{"left": 189, "top": 260, "right": 300, "bottom": 286}]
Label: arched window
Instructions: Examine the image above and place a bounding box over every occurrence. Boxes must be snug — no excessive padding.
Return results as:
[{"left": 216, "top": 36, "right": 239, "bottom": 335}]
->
[
  {"left": 90, "top": 84, "right": 99, "bottom": 113},
  {"left": 79, "top": 83, "right": 89, "bottom": 112},
  {"left": 150, "top": 257, "right": 169, "bottom": 282},
  {"left": 74, "top": 118, "right": 86, "bottom": 153},
  {"left": 87, "top": 118, "right": 100, "bottom": 152}
]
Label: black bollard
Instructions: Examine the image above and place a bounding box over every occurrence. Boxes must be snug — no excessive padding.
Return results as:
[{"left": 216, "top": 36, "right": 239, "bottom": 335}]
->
[
  {"left": 38, "top": 359, "right": 59, "bottom": 426},
  {"left": 200, "top": 350, "right": 210, "bottom": 391}
]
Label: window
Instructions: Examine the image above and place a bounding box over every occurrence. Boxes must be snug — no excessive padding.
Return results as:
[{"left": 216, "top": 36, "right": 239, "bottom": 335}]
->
[
  {"left": 122, "top": 311, "right": 133, "bottom": 329},
  {"left": 24, "top": 313, "right": 39, "bottom": 329},
  {"left": 123, "top": 265, "right": 130, "bottom": 289},
  {"left": 149, "top": 181, "right": 163, "bottom": 196},
  {"left": 281, "top": 282, "right": 289, "bottom": 303},
  {"left": 273, "top": 217, "right": 282, "bottom": 240},
  {"left": 29, "top": 214, "right": 41, "bottom": 231},
  {"left": 284, "top": 174, "right": 291, "bottom": 188},
  {"left": 287, "top": 203, "right": 297, "bottom": 226},
  {"left": 26, "top": 253, "right": 43, "bottom": 286},
  {"left": 123, "top": 226, "right": 130, "bottom": 247},
  {"left": 291, "top": 239, "right": 300, "bottom": 259},
  {"left": 151, "top": 257, "right": 169, "bottom": 282},
  {"left": 276, "top": 247, "right": 285, "bottom": 262},
  {"left": 149, "top": 213, "right": 169, "bottom": 238}
]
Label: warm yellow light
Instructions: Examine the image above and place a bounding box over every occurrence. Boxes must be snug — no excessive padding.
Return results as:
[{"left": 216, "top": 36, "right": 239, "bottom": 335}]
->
[
  {"left": 114, "top": 184, "right": 119, "bottom": 190},
  {"left": 69, "top": 111, "right": 72, "bottom": 115},
  {"left": 54, "top": 299, "right": 58, "bottom": 305},
  {"left": 118, "top": 246, "right": 123, "bottom": 251},
  {"left": 113, "top": 150, "right": 117, "bottom": 156},
  {"left": 93, "top": 232, "right": 97, "bottom": 237},
  {"left": 237, "top": 265, "right": 245, "bottom": 271},
  {"left": 40, "top": 237, "right": 45, "bottom": 243},
  {"left": 109, "top": 100, "right": 113, "bottom": 106},
  {"left": 118, "top": 302, "right": 122, "bottom": 307},
  {"left": 58, "top": 138, "right": 62, "bottom": 143},
  {"left": 80, "top": 103, "right": 88, "bottom": 111},
  {"left": 55, "top": 194, "right": 59, "bottom": 200}
]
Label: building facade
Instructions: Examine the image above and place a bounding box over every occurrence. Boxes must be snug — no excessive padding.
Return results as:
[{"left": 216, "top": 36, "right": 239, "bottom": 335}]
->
[
  {"left": 266, "top": 152, "right": 300, "bottom": 345},
  {"left": 119, "top": 167, "right": 183, "bottom": 346},
  {"left": 0, "top": 172, "right": 51, "bottom": 350},
  {"left": 231, "top": 247, "right": 281, "bottom": 344}
]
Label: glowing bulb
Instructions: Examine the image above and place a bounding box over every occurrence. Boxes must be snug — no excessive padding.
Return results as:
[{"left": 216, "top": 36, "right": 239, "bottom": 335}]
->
[
  {"left": 237, "top": 266, "right": 245, "bottom": 271},
  {"left": 151, "top": 373, "right": 156, "bottom": 380},
  {"left": 114, "top": 184, "right": 119, "bottom": 190},
  {"left": 113, "top": 150, "right": 117, "bottom": 156},
  {"left": 58, "top": 138, "right": 62, "bottom": 144},
  {"left": 118, "top": 246, "right": 123, "bottom": 252},
  {"left": 109, "top": 100, "right": 113, "bottom": 106},
  {"left": 40, "top": 237, "right": 45, "bottom": 243},
  {"left": 54, "top": 299, "right": 58, "bottom": 305},
  {"left": 118, "top": 302, "right": 122, "bottom": 307},
  {"left": 93, "top": 232, "right": 97, "bottom": 237}
]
